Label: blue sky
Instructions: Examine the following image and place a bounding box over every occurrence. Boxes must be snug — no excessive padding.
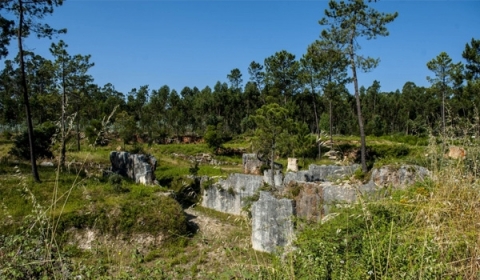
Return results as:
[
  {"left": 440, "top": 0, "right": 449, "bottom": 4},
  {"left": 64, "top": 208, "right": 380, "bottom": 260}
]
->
[{"left": 4, "top": 0, "right": 480, "bottom": 95}]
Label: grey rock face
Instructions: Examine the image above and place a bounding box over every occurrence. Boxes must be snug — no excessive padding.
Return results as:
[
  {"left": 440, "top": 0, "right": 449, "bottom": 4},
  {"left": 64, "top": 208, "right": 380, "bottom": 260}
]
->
[
  {"left": 109, "top": 151, "right": 157, "bottom": 185},
  {"left": 286, "top": 180, "right": 357, "bottom": 222},
  {"left": 242, "top": 153, "right": 263, "bottom": 175},
  {"left": 283, "top": 171, "right": 311, "bottom": 185},
  {"left": 263, "top": 169, "right": 284, "bottom": 188},
  {"left": 307, "top": 164, "right": 359, "bottom": 182},
  {"left": 251, "top": 192, "right": 295, "bottom": 253},
  {"left": 201, "top": 173, "right": 264, "bottom": 215},
  {"left": 370, "top": 165, "right": 430, "bottom": 189},
  {"left": 288, "top": 182, "right": 323, "bottom": 222}
]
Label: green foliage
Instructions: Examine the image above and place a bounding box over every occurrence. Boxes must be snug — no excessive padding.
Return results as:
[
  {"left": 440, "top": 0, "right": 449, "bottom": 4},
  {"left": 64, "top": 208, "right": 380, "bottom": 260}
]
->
[
  {"left": 293, "top": 199, "right": 445, "bottom": 279},
  {"left": 128, "top": 143, "right": 147, "bottom": 154},
  {"left": 108, "top": 174, "right": 130, "bottom": 193},
  {"left": 189, "top": 161, "right": 200, "bottom": 176},
  {"left": 85, "top": 119, "right": 106, "bottom": 146},
  {"left": 204, "top": 124, "right": 225, "bottom": 152},
  {"left": 170, "top": 176, "right": 201, "bottom": 207},
  {"left": 115, "top": 110, "right": 137, "bottom": 146},
  {"left": 9, "top": 121, "right": 56, "bottom": 160}
]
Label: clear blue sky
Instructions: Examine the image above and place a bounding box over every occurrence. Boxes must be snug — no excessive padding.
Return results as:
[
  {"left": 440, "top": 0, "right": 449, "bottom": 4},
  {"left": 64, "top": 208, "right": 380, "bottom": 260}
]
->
[{"left": 4, "top": 0, "right": 480, "bottom": 95}]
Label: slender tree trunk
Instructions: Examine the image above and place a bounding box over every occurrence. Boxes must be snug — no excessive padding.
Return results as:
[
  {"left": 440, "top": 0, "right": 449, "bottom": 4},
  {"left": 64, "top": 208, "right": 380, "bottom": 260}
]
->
[
  {"left": 76, "top": 104, "right": 80, "bottom": 151},
  {"left": 310, "top": 82, "right": 321, "bottom": 158},
  {"left": 270, "top": 140, "right": 275, "bottom": 188},
  {"left": 329, "top": 99, "right": 333, "bottom": 150},
  {"left": 18, "top": 0, "right": 40, "bottom": 182},
  {"left": 350, "top": 50, "right": 367, "bottom": 173},
  {"left": 441, "top": 85, "right": 446, "bottom": 137},
  {"left": 60, "top": 64, "right": 66, "bottom": 167}
]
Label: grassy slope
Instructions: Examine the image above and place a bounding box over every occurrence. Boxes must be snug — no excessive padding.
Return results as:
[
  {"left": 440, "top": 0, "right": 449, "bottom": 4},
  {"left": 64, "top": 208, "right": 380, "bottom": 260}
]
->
[{"left": 0, "top": 133, "right": 478, "bottom": 278}]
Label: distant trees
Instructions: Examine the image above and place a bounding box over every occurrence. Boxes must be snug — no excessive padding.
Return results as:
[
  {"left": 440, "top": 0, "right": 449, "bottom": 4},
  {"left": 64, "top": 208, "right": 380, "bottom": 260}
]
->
[{"left": 0, "top": 0, "right": 478, "bottom": 173}]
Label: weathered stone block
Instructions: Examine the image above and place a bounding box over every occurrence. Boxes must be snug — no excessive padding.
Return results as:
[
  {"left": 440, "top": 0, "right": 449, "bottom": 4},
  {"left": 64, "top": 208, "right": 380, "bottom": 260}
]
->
[
  {"left": 109, "top": 151, "right": 157, "bottom": 185},
  {"left": 308, "top": 164, "right": 359, "bottom": 182},
  {"left": 242, "top": 153, "right": 263, "bottom": 175},
  {"left": 370, "top": 165, "right": 430, "bottom": 190},
  {"left": 201, "top": 173, "right": 264, "bottom": 215},
  {"left": 287, "top": 158, "right": 298, "bottom": 172},
  {"left": 287, "top": 182, "right": 323, "bottom": 222},
  {"left": 263, "top": 169, "right": 284, "bottom": 189},
  {"left": 251, "top": 192, "right": 295, "bottom": 253}
]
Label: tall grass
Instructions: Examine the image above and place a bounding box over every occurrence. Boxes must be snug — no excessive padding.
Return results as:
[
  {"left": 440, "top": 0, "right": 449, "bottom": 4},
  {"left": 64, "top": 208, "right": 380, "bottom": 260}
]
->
[{"left": 290, "top": 122, "right": 480, "bottom": 279}]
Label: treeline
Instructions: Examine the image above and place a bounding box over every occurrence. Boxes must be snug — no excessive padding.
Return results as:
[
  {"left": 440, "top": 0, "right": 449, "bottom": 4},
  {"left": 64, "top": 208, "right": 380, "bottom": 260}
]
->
[{"left": 1, "top": 38, "right": 479, "bottom": 144}]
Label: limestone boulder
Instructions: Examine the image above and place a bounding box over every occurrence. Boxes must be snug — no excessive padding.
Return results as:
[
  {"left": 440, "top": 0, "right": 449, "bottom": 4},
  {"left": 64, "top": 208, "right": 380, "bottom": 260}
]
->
[
  {"left": 287, "top": 182, "right": 323, "bottom": 222},
  {"left": 109, "top": 151, "right": 157, "bottom": 185},
  {"left": 307, "top": 164, "right": 359, "bottom": 182},
  {"left": 242, "top": 153, "right": 263, "bottom": 175},
  {"left": 201, "top": 173, "right": 264, "bottom": 215},
  {"left": 370, "top": 165, "right": 430, "bottom": 189},
  {"left": 287, "top": 158, "right": 298, "bottom": 172},
  {"left": 251, "top": 192, "right": 295, "bottom": 253},
  {"left": 446, "top": 146, "right": 466, "bottom": 160}
]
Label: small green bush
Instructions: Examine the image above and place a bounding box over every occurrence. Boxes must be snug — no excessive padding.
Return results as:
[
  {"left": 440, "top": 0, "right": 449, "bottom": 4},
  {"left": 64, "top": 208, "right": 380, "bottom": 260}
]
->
[
  {"left": 108, "top": 174, "right": 130, "bottom": 193},
  {"left": 170, "top": 176, "right": 201, "bottom": 207},
  {"left": 9, "top": 122, "right": 56, "bottom": 160}
]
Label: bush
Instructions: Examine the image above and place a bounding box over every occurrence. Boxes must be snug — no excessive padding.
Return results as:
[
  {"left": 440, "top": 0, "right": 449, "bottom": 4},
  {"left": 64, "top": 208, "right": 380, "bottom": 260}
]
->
[
  {"left": 170, "top": 176, "right": 201, "bottom": 207},
  {"left": 108, "top": 174, "right": 130, "bottom": 193},
  {"left": 85, "top": 119, "right": 108, "bottom": 146},
  {"left": 204, "top": 124, "right": 225, "bottom": 153},
  {"left": 9, "top": 122, "right": 56, "bottom": 160}
]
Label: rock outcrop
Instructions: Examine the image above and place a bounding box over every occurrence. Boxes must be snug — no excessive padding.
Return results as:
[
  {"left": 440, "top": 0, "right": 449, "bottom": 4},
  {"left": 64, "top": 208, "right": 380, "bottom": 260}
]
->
[
  {"left": 201, "top": 155, "right": 431, "bottom": 253},
  {"left": 283, "top": 164, "right": 359, "bottom": 185},
  {"left": 242, "top": 153, "right": 263, "bottom": 175},
  {"left": 109, "top": 151, "right": 157, "bottom": 185},
  {"left": 251, "top": 192, "right": 295, "bottom": 253},
  {"left": 201, "top": 173, "right": 264, "bottom": 215},
  {"left": 369, "top": 165, "right": 430, "bottom": 190}
]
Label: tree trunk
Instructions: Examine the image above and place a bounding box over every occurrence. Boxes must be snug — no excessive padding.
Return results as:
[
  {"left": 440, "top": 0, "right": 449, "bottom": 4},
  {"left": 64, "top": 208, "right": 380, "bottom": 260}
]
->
[
  {"left": 60, "top": 63, "right": 66, "bottom": 167},
  {"left": 350, "top": 51, "right": 367, "bottom": 173},
  {"left": 76, "top": 105, "right": 80, "bottom": 151},
  {"left": 310, "top": 84, "right": 321, "bottom": 159},
  {"left": 329, "top": 99, "right": 333, "bottom": 150},
  {"left": 270, "top": 140, "right": 275, "bottom": 187},
  {"left": 18, "top": 0, "right": 40, "bottom": 182}
]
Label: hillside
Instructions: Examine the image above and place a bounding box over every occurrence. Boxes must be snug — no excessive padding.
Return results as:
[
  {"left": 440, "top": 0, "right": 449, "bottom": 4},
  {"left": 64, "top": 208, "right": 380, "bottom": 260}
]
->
[{"left": 0, "top": 133, "right": 479, "bottom": 279}]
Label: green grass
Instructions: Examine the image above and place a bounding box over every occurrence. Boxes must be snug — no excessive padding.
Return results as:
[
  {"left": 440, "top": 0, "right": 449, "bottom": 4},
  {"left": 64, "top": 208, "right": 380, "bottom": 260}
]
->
[{"left": 2, "top": 133, "right": 478, "bottom": 278}]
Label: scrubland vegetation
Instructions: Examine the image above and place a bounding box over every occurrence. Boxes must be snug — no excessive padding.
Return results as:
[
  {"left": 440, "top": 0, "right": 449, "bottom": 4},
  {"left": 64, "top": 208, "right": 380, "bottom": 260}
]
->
[
  {"left": 1, "top": 0, "right": 480, "bottom": 278},
  {"left": 0, "top": 129, "right": 478, "bottom": 279}
]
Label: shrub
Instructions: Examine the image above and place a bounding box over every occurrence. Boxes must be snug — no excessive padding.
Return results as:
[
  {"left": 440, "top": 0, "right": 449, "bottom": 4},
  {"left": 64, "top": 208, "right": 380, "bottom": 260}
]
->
[
  {"left": 9, "top": 121, "right": 56, "bottom": 160},
  {"left": 108, "top": 174, "right": 130, "bottom": 193},
  {"left": 170, "top": 176, "right": 201, "bottom": 207},
  {"left": 85, "top": 119, "right": 109, "bottom": 146}
]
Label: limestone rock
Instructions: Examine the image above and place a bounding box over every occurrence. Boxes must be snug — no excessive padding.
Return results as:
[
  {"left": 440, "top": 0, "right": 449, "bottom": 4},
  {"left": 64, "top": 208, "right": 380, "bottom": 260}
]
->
[
  {"left": 263, "top": 169, "right": 284, "bottom": 188},
  {"left": 287, "top": 158, "right": 298, "bottom": 172},
  {"left": 40, "top": 161, "right": 54, "bottom": 167},
  {"left": 307, "top": 164, "right": 359, "bottom": 182},
  {"left": 242, "top": 153, "right": 263, "bottom": 175},
  {"left": 370, "top": 165, "right": 430, "bottom": 189},
  {"left": 287, "top": 182, "right": 323, "bottom": 222},
  {"left": 446, "top": 146, "right": 466, "bottom": 160},
  {"left": 109, "top": 151, "right": 157, "bottom": 185},
  {"left": 201, "top": 173, "right": 264, "bottom": 215},
  {"left": 251, "top": 192, "right": 295, "bottom": 253}
]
